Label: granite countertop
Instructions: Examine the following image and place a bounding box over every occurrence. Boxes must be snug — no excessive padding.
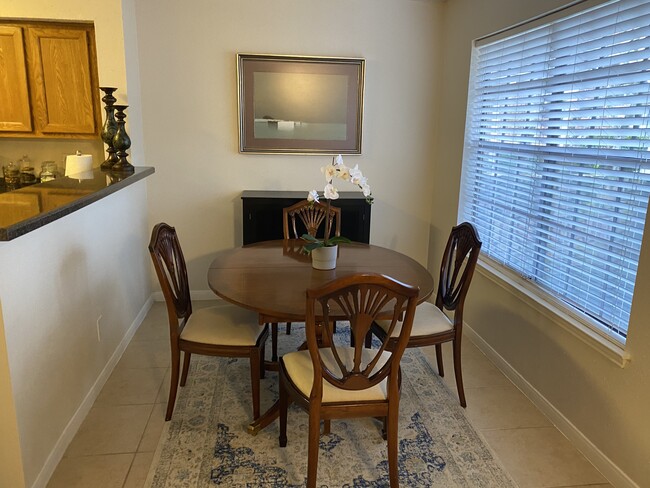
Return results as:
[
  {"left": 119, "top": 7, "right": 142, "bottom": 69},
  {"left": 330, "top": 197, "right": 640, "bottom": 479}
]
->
[{"left": 0, "top": 166, "right": 155, "bottom": 240}]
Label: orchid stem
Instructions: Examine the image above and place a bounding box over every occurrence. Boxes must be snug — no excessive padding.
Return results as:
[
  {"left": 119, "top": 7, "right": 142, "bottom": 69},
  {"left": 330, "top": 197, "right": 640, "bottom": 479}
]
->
[{"left": 325, "top": 199, "right": 332, "bottom": 245}]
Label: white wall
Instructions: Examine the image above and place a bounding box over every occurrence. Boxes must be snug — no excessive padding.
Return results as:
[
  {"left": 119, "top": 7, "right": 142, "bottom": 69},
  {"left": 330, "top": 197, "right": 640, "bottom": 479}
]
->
[
  {"left": 0, "top": 181, "right": 152, "bottom": 487},
  {"left": 1, "top": 1, "right": 151, "bottom": 486},
  {"left": 134, "top": 0, "right": 443, "bottom": 289},
  {"left": 433, "top": 1, "right": 650, "bottom": 486}
]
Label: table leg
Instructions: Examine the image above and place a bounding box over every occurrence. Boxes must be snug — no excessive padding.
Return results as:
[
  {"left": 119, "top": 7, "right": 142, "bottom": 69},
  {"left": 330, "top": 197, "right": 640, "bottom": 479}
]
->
[
  {"left": 271, "top": 322, "right": 278, "bottom": 362},
  {"left": 247, "top": 400, "right": 280, "bottom": 435},
  {"left": 264, "top": 360, "right": 279, "bottom": 372},
  {"left": 249, "top": 319, "right": 299, "bottom": 435}
]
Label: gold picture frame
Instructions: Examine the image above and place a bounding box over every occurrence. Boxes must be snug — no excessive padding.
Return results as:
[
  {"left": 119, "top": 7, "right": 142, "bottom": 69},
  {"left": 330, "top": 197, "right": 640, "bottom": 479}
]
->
[{"left": 237, "top": 53, "right": 365, "bottom": 155}]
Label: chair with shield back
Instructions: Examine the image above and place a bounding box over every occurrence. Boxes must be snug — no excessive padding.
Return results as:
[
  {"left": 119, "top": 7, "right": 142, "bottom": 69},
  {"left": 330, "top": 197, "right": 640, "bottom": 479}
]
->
[
  {"left": 278, "top": 273, "right": 419, "bottom": 488},
  {"left": 370, "top": 221, "right": 481, "bottom": 407},
  {"left": 262, "top": 200, "right": 342, "bottom": 361},
  {"left": 282, "top": 199, "right": 341, "bottom": 241},
  {"left": 148, "top": 222, "right": 269, "bottom": 421}
]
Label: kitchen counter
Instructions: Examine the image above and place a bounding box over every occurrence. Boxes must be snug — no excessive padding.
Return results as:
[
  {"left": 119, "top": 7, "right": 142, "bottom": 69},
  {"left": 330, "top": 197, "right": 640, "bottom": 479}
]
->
[{"left": 0, "top": 166, "right": 154, "bottom": 240}]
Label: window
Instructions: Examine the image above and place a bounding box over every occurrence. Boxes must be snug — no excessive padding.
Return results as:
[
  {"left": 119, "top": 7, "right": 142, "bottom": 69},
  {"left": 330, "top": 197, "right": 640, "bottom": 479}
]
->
[{"left": 459, "top": 0, "right": 650, "bottom": 343}]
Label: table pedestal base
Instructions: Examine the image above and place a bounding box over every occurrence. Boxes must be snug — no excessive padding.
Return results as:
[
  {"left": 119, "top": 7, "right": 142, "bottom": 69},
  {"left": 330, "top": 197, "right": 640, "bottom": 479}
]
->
[{"left": 247, "top": 400, "right": 280, "bottom": 435}]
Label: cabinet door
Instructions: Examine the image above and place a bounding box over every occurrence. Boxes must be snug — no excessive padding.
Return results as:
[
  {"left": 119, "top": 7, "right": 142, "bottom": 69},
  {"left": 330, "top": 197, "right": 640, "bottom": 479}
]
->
[
  {"left": 242, "top": 197, "right": 298, "bottom": 244},
  {"left": 26, "top": 26, "right": 98, "bottom": 135},
  {"left": 41, "top": 189, "right": 92, "bottom": 212},
  {"left": 0, "top": 25, "right": 32, "bottom": 132},
  {"left": 0, "top": 192, "right": 41, "bottom": 227}
]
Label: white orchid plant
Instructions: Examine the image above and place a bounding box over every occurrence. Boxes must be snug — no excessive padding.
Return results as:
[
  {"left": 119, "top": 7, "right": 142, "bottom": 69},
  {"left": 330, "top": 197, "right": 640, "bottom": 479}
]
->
[{"left": 302, "top": 154, "right": 373, "bottom": 252}]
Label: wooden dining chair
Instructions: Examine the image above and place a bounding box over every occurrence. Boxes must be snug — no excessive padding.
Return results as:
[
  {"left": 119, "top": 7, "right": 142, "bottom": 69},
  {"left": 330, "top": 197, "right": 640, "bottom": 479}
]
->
[
  {"left": 282, "top": 199, "right": 341, "bottom": 241},
  {"left": 264, "top": 200, "right": 342, "bottom": 362},
  {"left": 279, "top": 273, "right": 419, "bottom": 488},
  {"left": 148, "top": 222, "right": 269, "bottom": 421},
  {"left": 370, "top": 221, "right": 482, "bottom": 407}
]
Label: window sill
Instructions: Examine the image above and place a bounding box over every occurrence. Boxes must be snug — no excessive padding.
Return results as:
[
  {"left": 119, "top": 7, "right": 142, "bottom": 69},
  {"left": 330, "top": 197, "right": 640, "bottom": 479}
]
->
[{"left": 476, "top": 258, "right": 631, "bottom": 368}]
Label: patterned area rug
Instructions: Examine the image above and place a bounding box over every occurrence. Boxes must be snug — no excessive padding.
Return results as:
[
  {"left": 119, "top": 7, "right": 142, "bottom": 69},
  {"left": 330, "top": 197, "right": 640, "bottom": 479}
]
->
[{"left": 145, "top": 324, "right": 515, "bottom": 487}]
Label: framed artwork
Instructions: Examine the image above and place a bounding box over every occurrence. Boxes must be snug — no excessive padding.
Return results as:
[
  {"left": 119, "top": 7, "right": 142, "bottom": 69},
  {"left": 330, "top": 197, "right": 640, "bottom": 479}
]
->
[{"left": 237, "top": 54, "right": 365, "bottom": 154}]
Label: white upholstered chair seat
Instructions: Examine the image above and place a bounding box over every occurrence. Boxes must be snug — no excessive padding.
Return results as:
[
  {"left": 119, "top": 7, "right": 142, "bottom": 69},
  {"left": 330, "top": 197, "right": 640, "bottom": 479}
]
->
[
  {"left": 180, "top": 305, "right": 263, "bottom": 346},
  {"left": 375, "top": 302, "right": 452, "bottom": 338},
  {"left": 282, "top": 347, "right": 392, "bottom": 403}
]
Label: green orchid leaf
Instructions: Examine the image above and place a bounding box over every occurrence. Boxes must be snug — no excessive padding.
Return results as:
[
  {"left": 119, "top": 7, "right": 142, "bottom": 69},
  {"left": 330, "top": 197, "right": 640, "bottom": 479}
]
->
[
  {"left": 302, "top": 241, "right": 324, "bottom": 252},
  {"left": 301, "top": 234, "right": 320, "bottom": 243},
  {"left": 300, "top": 234, "right": 351, "bottom": 253},
  {"left": 326, "top": 236, "right": 352, "bottom": 245}
]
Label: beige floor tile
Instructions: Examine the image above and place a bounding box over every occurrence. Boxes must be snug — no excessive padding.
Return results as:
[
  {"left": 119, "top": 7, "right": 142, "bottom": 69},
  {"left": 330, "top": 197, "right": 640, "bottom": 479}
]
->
[
  {"left": 95, "top": 367, "right": 167, "bottom": 406},
  {"left": 118, "top": 339, "right": 171, "bottom": 369},
  {"left": 193, "top": 299, "right": 221, "bottom": 310},
  {"left": 138, "top": 403, "right": 167, "bottom": 452},
  {"left": 442, "top": 338, "right": 488, "bottom": 364},
  {"left": 155, "top": 368, "right": 172, "bottom": 404},
  {"left": 442, "top": 358, "right": 513, "bottom": 390},
  {"left": 421, "top": 341, "right": 482, "bottom": 368},
  {"left": 65, "top": 405, "right": 153, "bottom": 457},
  {"left": 123, "top": 452, "right": 155, "bottom": 488},
  {"left": 421, "top": 341, "right": 512, "bottom": 391},
  {"left": 132, "top": 303, "right": 168, "bottom": 342},
  {"left": 47, "top": 453, "right": 133, "bottom": 488},
  {"left": 464, "top": 385, "right": 551, "bottom": 430},
  {"left": 482, "top": 426, "right": 608, "bottom": 488}
]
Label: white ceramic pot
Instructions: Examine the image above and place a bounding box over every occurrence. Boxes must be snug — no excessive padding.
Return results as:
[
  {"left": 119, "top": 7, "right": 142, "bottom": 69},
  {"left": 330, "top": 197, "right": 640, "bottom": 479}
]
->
[{"left": 311, "top": 245, "right": 338, "bottom": 270}]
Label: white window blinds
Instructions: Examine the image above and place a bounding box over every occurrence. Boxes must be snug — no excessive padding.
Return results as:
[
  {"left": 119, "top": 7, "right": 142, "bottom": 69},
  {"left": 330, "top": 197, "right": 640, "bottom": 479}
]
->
[{"left": 459, "top": 0, "right": 650, "bottom": 342}]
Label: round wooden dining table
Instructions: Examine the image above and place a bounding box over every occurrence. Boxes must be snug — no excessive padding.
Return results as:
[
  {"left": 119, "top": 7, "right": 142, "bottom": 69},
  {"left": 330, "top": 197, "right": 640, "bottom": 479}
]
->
[
  {"left": 207, "top": 239, "right": 435, "bottom": 322},
  {"left": 206, "top": 239, "right": 435, "bottom": 434}
]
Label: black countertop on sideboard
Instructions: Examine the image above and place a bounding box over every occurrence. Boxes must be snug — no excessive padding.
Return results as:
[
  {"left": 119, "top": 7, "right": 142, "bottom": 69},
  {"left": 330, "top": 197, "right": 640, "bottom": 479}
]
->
[{"left": 0, "top": 166, "right": 155, "bottom": 241}]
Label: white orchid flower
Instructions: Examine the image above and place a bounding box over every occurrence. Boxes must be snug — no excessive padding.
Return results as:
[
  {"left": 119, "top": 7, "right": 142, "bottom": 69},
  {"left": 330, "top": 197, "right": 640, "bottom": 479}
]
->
[
  {"left": 322, "top": 164, "right": 337, "bottom": 181},
  {"left": 324, "top": 183, "right": 339, "bottom": 200},
  {"left": 337, "top": 166, "right": 351, "bottom": 181},
  {"left": 349, "top": 164, "right": 363, "bottom": 185},
  {"left": 302, "top": 155, "right": 372, "bottom": 252}
]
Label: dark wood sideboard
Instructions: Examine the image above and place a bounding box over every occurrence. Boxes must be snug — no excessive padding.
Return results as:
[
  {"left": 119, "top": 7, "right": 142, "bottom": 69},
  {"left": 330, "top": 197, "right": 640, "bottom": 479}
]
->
[{"left": 241, "top": 190, "right": 371, "bottom": 245}]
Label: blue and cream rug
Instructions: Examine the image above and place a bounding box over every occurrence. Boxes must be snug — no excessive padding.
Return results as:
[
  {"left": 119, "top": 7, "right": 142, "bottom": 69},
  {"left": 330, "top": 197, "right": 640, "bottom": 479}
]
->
[{"left": 145, "top": 324, "right": 515, "bottom": 487}]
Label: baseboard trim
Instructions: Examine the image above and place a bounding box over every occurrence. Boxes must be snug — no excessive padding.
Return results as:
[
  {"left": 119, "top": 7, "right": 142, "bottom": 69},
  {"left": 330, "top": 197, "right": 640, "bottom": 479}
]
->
[
  {"left": 464, "top": 324, "right": 639, "bottom": 488},
  {"left": 33, "top": 296, "right": 154, "bottom": 488}
]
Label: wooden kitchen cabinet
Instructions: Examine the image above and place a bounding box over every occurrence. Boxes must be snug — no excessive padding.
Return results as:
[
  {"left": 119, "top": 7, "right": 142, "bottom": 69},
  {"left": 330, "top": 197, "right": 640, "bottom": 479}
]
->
[
  {"left": 40, "top": 189, "right": 93, "bottom": 212},
  {"left": 0, "top": 192, "right": 41, "bottom": 227},
  {"left": 0, "top": 25, "right": 32, "bottom": 132},
  {"left": 0, "top": 21, "right": 101, "bottom": 138}
]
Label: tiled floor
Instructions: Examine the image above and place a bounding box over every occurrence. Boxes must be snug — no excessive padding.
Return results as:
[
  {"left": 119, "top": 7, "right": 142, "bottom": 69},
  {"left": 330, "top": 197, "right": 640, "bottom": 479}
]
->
[{"left": 47, "top": 301, "right": 611, "bottom": 488}]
